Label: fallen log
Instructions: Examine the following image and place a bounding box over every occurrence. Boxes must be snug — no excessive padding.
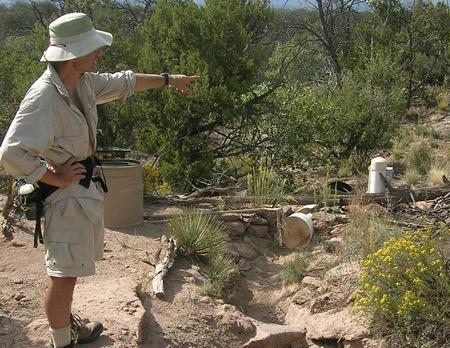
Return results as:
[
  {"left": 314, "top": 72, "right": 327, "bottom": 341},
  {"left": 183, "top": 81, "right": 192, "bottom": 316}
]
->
[
  {"left": 144, "top": 187, "right": 450, "bottom": 218},
  {"left": 152, "top": 238, "right": 178, "bottom": 299}
]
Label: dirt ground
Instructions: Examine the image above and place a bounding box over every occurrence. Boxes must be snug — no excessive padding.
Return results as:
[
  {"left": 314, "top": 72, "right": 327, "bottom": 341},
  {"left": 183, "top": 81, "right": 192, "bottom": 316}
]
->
[{"left": 0, "top": 198, "right": 298, "bottom": 348}]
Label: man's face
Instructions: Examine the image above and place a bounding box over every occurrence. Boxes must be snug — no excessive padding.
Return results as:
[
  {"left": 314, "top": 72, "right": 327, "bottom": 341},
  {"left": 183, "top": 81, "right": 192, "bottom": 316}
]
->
[{"left": 73, "top": 48, "right": 103, "bottom": 73}]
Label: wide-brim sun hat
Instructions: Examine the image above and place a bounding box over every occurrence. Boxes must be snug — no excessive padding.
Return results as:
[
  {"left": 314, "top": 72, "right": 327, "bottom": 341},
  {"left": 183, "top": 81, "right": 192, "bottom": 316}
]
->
[{"left": 41, "top": 12, "right": 112, "bottom": 62}]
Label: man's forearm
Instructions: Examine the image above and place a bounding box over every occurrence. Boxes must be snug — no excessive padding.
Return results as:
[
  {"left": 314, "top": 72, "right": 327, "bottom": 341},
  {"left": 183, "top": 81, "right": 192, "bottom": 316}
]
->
[
  {"left": 134, "top": 74, "right": 167, "bottom": 92},
  {"left": 134, "top": 73, "right": 199, "bottom": 95}
]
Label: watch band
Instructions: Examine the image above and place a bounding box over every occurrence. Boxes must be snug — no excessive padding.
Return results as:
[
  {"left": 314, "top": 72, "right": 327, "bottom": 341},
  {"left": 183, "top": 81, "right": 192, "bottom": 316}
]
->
[{"left": 161, "top": 73, "right": 169, "bottom": 86}]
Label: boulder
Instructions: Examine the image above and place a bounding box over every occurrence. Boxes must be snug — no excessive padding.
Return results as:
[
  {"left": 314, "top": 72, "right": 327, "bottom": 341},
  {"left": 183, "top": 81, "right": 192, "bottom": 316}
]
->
[
  {"left": 247, "top": 225, "right": 270, "bottom": 238},
  {"left": 301, "top": 276, "right": 322, "bottom": 289},
  {"left": 243, "top": 322, "right": 308, "bottom": 348},
  {"left": 224, "top": 221, "right": 247, "bottom": 236},
  {"left": 220, "top": 213, "right": 242, "bottom": 222},
  {"left": 306, "top": 308, "right": 370, "bottom": 342}
]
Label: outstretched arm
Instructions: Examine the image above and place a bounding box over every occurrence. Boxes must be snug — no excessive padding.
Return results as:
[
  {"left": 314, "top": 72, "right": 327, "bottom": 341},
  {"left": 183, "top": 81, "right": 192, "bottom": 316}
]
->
[{"left": 134, "top": 74, "right": 200, "bottom": 95}]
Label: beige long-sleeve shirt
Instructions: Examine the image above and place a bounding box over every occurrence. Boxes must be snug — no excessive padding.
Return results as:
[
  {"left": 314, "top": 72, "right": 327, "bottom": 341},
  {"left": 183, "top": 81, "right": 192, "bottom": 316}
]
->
[{"left": 0, "top": 64, "right": 135, "bottom": 203}]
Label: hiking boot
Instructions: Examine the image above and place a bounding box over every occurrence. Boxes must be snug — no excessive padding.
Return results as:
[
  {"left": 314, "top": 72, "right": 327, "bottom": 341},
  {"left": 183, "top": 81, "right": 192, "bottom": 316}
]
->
[{"left": 70, "top": 313, "right": 104, "bottom": 344}]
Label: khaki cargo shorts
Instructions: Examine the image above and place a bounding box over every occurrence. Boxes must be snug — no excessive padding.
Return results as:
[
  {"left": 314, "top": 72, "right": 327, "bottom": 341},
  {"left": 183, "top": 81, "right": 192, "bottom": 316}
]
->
[{"left": 43, "top": 197, "right": 104, "bottom": 278}]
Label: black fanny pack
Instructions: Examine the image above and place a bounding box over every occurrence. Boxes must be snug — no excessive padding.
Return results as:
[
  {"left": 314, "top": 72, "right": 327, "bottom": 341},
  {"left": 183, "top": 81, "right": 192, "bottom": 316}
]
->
[{"left": 17, "top": 156, "right": 108, "bottom": 247}]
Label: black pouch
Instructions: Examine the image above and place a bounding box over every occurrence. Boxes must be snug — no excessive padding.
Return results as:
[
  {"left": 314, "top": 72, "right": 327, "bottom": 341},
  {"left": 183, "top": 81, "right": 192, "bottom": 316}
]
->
[{"left": 16, "top": 179, "right": 59, "bottom": 247}]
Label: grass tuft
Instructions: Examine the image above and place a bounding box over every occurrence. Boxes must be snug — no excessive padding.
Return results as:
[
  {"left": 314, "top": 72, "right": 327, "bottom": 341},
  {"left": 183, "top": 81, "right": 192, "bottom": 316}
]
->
[
  {"left": 199, "top": 254, "right": 241, "bottom": 299},
  {"left": 282, "top": 253, "right": 308, "bottom": 285},
  {"left": 246, "top": 165, "right": 286, "bottom": 207},
  {"left": 169, "top": 211, "right": 226, "bottom": 258},
  {"left": 404, "top": 168, "right": 421, "bottom": 187},
  {"left": 427, "top": 166, "right": 445, "bottom": 186}
]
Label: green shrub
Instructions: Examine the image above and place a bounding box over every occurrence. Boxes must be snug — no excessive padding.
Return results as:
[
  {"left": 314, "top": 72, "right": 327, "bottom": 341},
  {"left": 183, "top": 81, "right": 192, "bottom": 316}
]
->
[
  {"left": 282, "top": 253, "right": 308, "bottom": 285},
  {"left": 200, "top": 254, "right": 241, "bottom": 299},
  {"left": 246, "top": 165, "right": 286, "bottom": 207},
  {"left": 355, "top": 225, "right": 450, "bottom": 347},
  {"left": 415, "top": 124, "right": 429, "bottom": 137},
  {"left": 407, "top": 140, "right": 432, "bottom": 175},
  {"left": 337, "top": 159, "right": 353, "bottom": 177},
  {"left": 169, "top": 211, "right": 226, "bottom": 258}
]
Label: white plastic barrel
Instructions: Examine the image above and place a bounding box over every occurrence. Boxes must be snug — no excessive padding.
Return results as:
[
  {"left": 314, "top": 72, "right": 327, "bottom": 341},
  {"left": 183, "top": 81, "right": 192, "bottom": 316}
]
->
[
  {"left": 100, "top": 160, "right": 144, "bottom": 228},
  {"left": 282, "top": 213, "right": 314, "bottom": 249},
  {"left": 367, "top": 157, "right": 388, "bottom": 193}
]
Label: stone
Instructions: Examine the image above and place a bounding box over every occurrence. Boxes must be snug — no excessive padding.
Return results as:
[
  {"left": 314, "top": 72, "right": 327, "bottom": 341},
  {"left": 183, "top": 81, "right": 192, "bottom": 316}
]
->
[
  {"left": 227, "top": 242, "right": 259, "bottom": 260},
  {"left": 292, "top": 287, "right": 314, "bottom": 306},
  {"left": 285, "top": 304, "right": 370, "bottom": 342},
  {"left": 13, "top": 279, "right": 24, "bottom": 285},
  {"left": 241, "top": 214, "right": 268, "bottom": 225},
  {"left": 323, "top": 237, "right": 343, "bottom": 253},
  {"left": 324, "top": 261, "right": 360, "bottom": 287},
  {"left": 247, "top": 225, "right": 269, "bottom": 238},
  {"left": 297, "top": 204, "right": 318, "bottom": 214},
  {"left": 224, "top": 221, "right": 247, "bottom": 236},
  {"left": 243, "top": 322, "right": 308, "bottom": 348},
  {"left": 305, "top": 308, "right": 370, "bottom": 342},
  {"left": 309, "top": 293, "right": 333, "bottom": 314},
  {"left": 13, "top": 293, "right": 25, "bottom": 301},
  {"left": 220, "top": 213, "right": 242, "bottom": 222},
  {"left": 301, "top": 276, "right": 322, "bottom": 289}
]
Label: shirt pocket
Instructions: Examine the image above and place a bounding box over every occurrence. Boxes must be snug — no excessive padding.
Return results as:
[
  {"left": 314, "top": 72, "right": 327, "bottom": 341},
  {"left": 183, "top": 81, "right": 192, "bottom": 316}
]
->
[
  {"left": 44, "top": 198, "right": 83, "bottom": 243},
  {"left": 53, "top": 118, "right": 89, "bottom": 155}
]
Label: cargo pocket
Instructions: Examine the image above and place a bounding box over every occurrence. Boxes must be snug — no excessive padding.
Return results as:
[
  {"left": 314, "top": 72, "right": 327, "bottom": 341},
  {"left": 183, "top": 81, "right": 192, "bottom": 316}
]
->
[
  {"left": 45, "top": 241, "right": 78, "bottom": 269},
  {"left": 44, "top": 198, "right": 83, "bottom": 243}
]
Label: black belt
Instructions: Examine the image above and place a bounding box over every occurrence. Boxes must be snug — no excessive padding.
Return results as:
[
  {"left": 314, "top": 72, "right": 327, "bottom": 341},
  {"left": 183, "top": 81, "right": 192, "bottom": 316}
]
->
[{"left": 32, "top": 156, "right": 108, "bottom": 248}]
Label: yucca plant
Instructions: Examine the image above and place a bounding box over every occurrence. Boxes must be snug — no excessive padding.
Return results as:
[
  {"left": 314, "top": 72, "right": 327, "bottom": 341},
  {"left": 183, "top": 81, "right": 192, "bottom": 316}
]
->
[
  {"left": 246, "top": 165, "right": 286, "bottom": 207},
  {"left": 169, "top": 211, "right": 226, "bottom": 258},
  {"left": 200, "top": 254, "right": 241, "bottom": 299}
]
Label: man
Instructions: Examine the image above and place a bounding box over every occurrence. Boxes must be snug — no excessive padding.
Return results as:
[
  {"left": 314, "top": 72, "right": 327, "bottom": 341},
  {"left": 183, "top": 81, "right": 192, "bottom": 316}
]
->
[{"left": 0, "top": 12, "right": 199, "bottom": 348}]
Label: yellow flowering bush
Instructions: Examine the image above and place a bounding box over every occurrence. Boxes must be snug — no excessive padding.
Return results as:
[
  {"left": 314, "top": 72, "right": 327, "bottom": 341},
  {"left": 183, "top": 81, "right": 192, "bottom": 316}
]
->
[
  {"left": 355, "top": 224, "right": 450, "bottom": 347},
  {"left": 142, "top": 163, "right": 172, "bottom": 194}
]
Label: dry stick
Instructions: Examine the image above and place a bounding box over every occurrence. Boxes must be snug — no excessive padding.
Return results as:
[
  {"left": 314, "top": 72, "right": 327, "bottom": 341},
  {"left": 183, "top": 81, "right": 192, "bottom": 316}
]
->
[
  {"left": 152, "top": 238, "right": 178, "bottom": 299},
  {"left": 277, "top": 207, "right": 283, "bottom": 247},
  {"left": 2, "top": 176, "right": 17, "bottom": 240}
]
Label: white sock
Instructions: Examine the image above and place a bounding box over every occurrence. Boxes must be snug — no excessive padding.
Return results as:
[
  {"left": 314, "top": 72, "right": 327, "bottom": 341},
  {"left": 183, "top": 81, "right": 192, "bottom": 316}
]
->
[{"left": 50, "top": 325, "right": 71, "bottom": 348}]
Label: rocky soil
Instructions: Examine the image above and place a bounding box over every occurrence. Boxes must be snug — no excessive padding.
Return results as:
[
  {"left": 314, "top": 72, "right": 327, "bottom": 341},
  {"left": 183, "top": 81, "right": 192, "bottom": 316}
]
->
[{"left": 0, "top": 194, "right": 384, "bottom": 348}]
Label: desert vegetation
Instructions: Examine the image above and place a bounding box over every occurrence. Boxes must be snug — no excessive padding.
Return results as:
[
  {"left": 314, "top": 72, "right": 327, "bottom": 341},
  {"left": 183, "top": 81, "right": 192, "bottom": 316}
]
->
[{"left": 1, "top": 0, "right": 450, "bottom": 347}]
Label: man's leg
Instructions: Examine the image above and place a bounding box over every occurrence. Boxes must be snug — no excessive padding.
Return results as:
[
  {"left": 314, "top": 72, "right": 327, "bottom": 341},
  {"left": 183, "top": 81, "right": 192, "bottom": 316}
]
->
[{"left": 44, "top": 276, "right": 77, "bottom": 347}]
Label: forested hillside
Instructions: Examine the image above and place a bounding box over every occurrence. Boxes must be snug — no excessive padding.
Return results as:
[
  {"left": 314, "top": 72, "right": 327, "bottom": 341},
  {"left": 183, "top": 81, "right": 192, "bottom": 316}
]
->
[{"left": 0, "top": 0, "right": 449, "bottom": 191}]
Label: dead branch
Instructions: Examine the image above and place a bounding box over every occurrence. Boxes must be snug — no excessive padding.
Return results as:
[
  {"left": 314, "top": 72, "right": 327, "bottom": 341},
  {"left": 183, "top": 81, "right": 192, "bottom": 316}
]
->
[
  {"left": 2, "top": 176, "right": 17, "bottom": 240},
  {"left": 152, "top": 238, "right": 178, "bottom": 299}
]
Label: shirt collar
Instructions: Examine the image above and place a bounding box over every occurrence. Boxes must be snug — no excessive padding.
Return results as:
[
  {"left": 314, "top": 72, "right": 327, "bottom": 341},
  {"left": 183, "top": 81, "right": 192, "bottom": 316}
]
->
[{"left": 46, "top": 64, "right": 71, "bottom": 100}]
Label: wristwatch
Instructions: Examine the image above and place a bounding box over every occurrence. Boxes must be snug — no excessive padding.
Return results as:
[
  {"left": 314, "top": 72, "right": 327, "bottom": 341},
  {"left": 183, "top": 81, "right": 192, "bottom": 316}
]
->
[{"left": 161, "top": 73, "right": 170, "bottom": 86}]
